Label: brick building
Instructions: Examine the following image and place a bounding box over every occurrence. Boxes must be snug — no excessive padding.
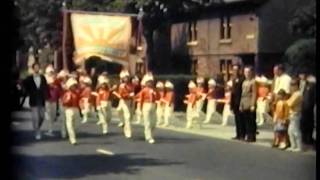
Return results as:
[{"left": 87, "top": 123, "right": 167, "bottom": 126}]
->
[{"left": 170, "top": 0, "right": 312, "bottom": 80}]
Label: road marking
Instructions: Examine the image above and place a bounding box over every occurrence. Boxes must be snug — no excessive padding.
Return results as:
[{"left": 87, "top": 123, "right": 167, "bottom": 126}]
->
[{"left": 96, "top": 148, "right": 115, "bottom": 156}]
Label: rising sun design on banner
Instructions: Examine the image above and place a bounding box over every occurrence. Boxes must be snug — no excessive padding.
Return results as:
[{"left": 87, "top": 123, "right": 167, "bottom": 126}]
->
[{"left": 70, "top": 13, "right": 132, "bottom": 65}]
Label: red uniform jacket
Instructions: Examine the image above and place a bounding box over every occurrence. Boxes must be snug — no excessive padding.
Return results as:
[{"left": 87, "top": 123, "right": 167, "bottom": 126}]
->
[
  {"left": 79, "top": 86, "right": 92, "bottom": 109},
  {"left": 96, "top": 87, "right": 111, "bottom": 107},
  {"left": 62, "top": 90, "right": 79, "bottom": 108},
  {"left": 140, "top": 87, "right": 157, "bottom": 108}
]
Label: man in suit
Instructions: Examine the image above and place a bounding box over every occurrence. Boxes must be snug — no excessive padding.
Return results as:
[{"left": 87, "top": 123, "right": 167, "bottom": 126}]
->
[
  {"left": 230, "top": 64, "right": 245, "bottom": 140},
  {"left": 23, "top": 62, "right": 49, "bottom": 140},
  {"left": 300, "top": 74, "right": 316, "bottom": 146},
  {"left": 240, "top": 66, "right": 257, "bottom": 142}
]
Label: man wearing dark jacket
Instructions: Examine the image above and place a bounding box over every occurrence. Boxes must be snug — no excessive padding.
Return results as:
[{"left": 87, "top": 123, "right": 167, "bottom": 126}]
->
[
  {"left": 230, "top": 64, "right": 245, "bottom": 140},
  {"left": 23, "top": 63, "right": 49, "bottom": 140},
  {"left": 300, "top": 75, "right": 316, "bottom": 146}
]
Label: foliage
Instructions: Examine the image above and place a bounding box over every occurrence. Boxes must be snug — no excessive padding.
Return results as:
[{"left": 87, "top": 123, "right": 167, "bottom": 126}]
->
[
  {"left": 288, "top": 1, "right": 316, "bottom": 38},
  {"left": 284, "top": 38, "right": 315, "bottom": 76}
]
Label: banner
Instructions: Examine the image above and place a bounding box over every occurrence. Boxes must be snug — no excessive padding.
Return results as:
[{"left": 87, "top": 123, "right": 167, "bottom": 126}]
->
[{"left": 70, "top": 13, "right": 132, "bottom": 65}]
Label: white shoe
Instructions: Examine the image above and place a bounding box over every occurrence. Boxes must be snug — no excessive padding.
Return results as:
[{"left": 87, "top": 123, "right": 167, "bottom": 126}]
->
[
  {"left": 203, "top": 121, "right": 210, "bottom": 124},
  {"left": 81, "top": 119, "right": 88, "bottom": 124},
  {"left": 70, "top": 141, "right": 77, "bottom": 145},
  {"left": 278, "top": 143, "right": 287, "bottom": 149},
  {"left": 45, "top": 131, "right": 54, "bottom": 137},
  {"left": 35, "top": 132, "right": 42, "bottom": 140},
  {"left": 286, "top": 147, "right": 295, "bottom": 152},
  {"left": 102, "top": 130, "right": 108, "bottom": 135},
  {"left": 118, "top": 122, "right": 124, "bottom": 127},
  {"left": 292, "top": 148, "right": 302, "bottom": 152},
  {"left": 148, "top": 139, "right": 155, "bottom": 144}
]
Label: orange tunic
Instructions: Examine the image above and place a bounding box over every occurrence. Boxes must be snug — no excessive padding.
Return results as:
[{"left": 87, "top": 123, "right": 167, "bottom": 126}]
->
[
  {"left": 163, "top": 91, "right": 175, "bottom": 106},
  {"left": 157, "top": 90, "right": 166, "bottom": 105},
  {"left": 79, "top": 87, "right": 92, "bottom": 109},
  {"left": 118, "top": 83, "right": 134, "bottom": 100},
  {"left": 140, "top": 87, "right": 157, "bottom": 108},
  {"left": 206, "top": 88, "right": 215, "bottom": 100},
  {"left": 62, "top": 90, "right": 79, "bottom": 107},
  {"left": 184, "top": 92, "right": 197, "bottom": 108},
  {"left": 196, "top": 87, "right": 206, "bottom": 99},
  {"left": 96, "top": 88, "right": 111, "bottom": 106}
]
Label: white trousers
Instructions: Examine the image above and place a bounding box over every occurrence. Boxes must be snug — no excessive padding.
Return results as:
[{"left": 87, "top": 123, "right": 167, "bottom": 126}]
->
[
  {"left": 204, "top": 99, "right": 220, "bottom": 123},
  {"left": 142, "top": 102, "right": 157, "bottom": 141},
  {"left": 97, "top": 101, "right": 112, "bottom": 133},
  {"left": 288, "top": 113, "right": 302, "bottom": 150},
  {"left": 221, "top": 104, "right": 233, "bottom": 126},
  {"left": 195, "top": 99, "right": 206, "bottom": 121},
  {"left": 156, "top": 103, "right": 165, "bottom": 125},
  {"left": 135, "top": 102, "right": 143, "bottom": 123},
  {"left": 256, "top": 97, "right": 270, "bottom": 125},
  {"left": 45, "top": 101, "right": 57, "bottom": 132},
  {"left": 163, "top": 105, "right": 174, "bottom": 126},
  {"left": 186, "top": 104, "right": 198, "bottom": 128},
  {"left": 117, "top": 99, "right": 132, "bottom": 138},
  {"left": 65, "top": 107, "right": 79, "bottom": 144},
  {"left": 81, "top": 99, "right": 92, "bottom": 122}
]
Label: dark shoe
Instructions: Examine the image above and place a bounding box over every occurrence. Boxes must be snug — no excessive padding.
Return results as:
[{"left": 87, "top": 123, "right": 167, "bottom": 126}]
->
[
  {"left": 231, "top": 137, "right": 240, "bottom": 140},
  {"left": 271, "top": 144, "right": 279, "bottom": 148}
]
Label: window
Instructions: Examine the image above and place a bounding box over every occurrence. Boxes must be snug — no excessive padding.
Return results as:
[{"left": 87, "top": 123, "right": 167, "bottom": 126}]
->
[
  {"left": 191, "top": 59, "right": 198, "bottom": 75},
  {"left": 220, "top": 59, "right": 233, "bottom": 81},
  {"left": 220, "top": 15, "right": 232, "bottom": 40},
  {"left": 187, "top": 21, "right": 198, "bottom": 46}
]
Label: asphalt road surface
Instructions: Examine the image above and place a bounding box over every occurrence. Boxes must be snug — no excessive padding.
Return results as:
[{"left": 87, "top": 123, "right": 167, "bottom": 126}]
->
[{"left": 11, "top": 112, "right": 316, "bottom": 180}]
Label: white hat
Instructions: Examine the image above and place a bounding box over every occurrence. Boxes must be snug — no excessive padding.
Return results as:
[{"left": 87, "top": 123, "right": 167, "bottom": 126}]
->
[
  {"left": 132, "top": 76, "right": 139, "bottom": 82},
  {"left": 46, "top": 75, "right": 55, "bottom": 84},
  {"left": 255, "top": 76, "right": 261, "bottom": 82},
  {"left": 307, "top": 75, "right": 316, "bottom": 83},
  {"left": 45, "top": 66, "right": 54, "bottom": 74},
  {"left": 144, "top": 74, "right": 154, "bottom": 83},
  {"left": 99, "top": 77, "right": 109, "bottom": 85},
  {"left": 156, "top": 81, "right": 164, "bottom": 88},
  {"left": 165, "top": 81, "right": 174, "bottom": 88},
  {"left": 188, "top": 81, "right": 196, "bottom": 88},
  {"left": 259, "top": 76, "right": 269, "bottom": 84},
  {"left": 82, "top": 77, "right": 92, "bottom": 84},
  {"left": 57, "top": 70, "right": 68, "bottom": 78},
  {"left": 119, "top": 70, "right": 130, "bottom": 79},
  {"left": 208, "top": 79, "right": 216, "bottom": 86},
  {"left": 66, "top": 78, "right": 78, "bottom": 89},
  {"left": 196, "top": 77, "right": 204, "bottom": 83},
  {"left": 227, "top": 80, "right": 233, "bottom": 87}
]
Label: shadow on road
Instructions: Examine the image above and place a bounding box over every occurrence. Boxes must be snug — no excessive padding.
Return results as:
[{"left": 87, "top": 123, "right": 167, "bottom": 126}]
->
[
  {"left": 11, "top": 130, "right": 116, "bottom": 147},
  {"left": 13, "top": 153, "right": 184, "bottom": 179}
]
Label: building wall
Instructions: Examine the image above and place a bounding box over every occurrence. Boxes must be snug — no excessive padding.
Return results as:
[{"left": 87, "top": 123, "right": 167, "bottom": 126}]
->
[{"left": 171, "top": 12, "right": 258, "bottom": 77}]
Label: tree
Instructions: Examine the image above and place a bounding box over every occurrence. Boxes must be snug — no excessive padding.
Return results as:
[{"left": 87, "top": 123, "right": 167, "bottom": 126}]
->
[
  {"left": 285, "top": 1, "right": 316, "bottom": 75},
  {"left": 288, "top": 1, "right": 316, "bottom": 38},
  {"left": 284, "top": 38, "right": 315, "bottom": 76}
]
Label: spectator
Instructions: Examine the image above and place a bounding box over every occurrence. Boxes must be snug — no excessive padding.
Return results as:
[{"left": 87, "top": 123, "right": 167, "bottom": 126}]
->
[
  {"left": 255, "top": 75, "right": 272, "bottom": 126},
  {"left": 300, "top": 74, "right": 316, "bottom": 146},
  {"left": 272, "top": 89, "right": 290, "bottom": 149},
  {"left": 239, "top": 66, "right": 257, "bottom": 142},
  {"left": 272, "top": 64, "right": 291, "bottom": 95},
  {"left": 287, "top": 78, "right": 303, "bottom": 152},
  {"left": 230, "top": 64, "right": 245, "bottom": 140},
  {"left": 22, "top": 62, "right": 49, "bottom": 140}
]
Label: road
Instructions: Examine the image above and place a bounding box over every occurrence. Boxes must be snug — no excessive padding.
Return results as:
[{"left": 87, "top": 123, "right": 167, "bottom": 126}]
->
[{"left": 11, "top": 110, "right": 316, "bottom": 180}]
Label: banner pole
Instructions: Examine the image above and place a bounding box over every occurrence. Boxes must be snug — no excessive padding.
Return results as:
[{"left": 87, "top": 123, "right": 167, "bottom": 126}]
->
[{"left": 62, "top": 9, "right": 68, "bottom": 71}]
